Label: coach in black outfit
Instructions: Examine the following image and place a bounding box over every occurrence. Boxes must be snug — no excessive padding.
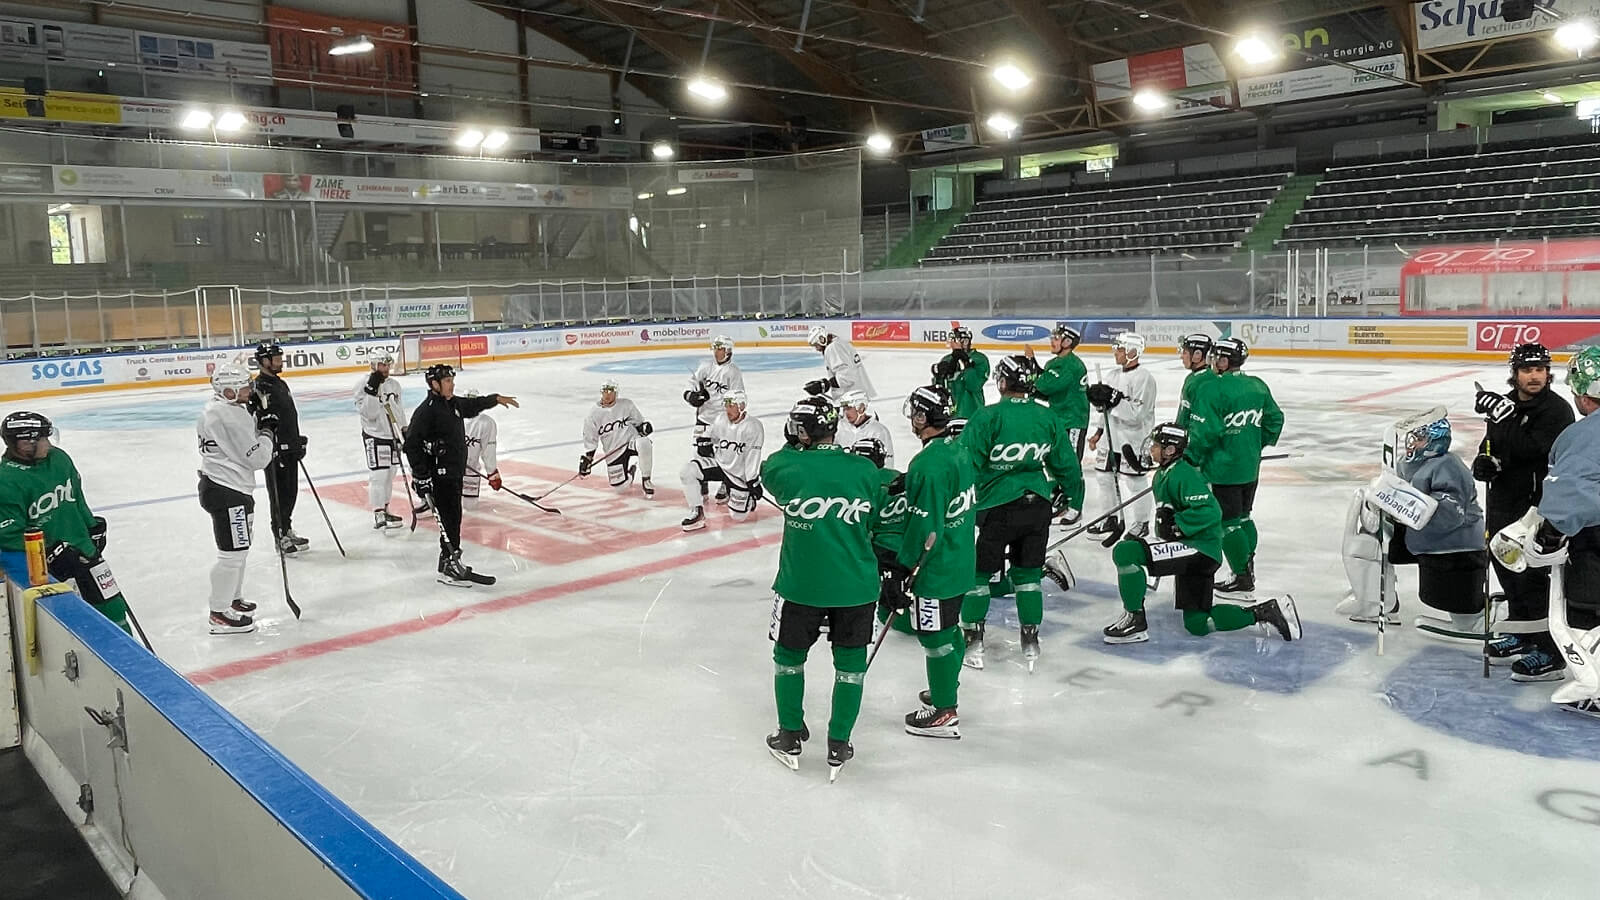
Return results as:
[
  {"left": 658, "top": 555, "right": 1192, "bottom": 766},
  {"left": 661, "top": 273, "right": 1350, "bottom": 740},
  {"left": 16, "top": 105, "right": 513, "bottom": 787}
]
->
[
  {"left": 251, "top": 341, "right": 309, "bottom": 554},
  {"left": 404, "top": 363, "right": 519, "bottom": 585}
]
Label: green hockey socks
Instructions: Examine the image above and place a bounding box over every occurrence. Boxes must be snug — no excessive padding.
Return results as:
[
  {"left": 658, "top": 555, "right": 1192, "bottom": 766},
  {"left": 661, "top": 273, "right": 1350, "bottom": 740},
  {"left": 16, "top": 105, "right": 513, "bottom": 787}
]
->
[
  {"left": 1183, "top": 604, "right": 1255, "bottom": 636},
  {"left": 1012, "top": 566, "right": 1044, "bottom": 626},
  {"left": 918, "top": 626, "right": 963, "bottom": 709},
  {"left": 1221, "top": 517, "right": 1257, "bottom": 573},
  {"left": 829, "top": 645, "right": 867, "bottom": 742},
  {"left": 1113, "top": 540, "right": 1148, "bottom": 613}
]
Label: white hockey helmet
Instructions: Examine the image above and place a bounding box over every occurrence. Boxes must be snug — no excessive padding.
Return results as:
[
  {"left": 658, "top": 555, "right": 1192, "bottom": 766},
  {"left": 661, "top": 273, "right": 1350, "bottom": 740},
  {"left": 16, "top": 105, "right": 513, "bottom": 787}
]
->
[
  {"left": 210, "top": 363, "right": 251, "bottom": 402},
  {"left": 711, "top": 335, "right": 735, "bottom": 354},
  {"left": 839, "top": 390, "right": 869, "bottom": 411},
  {"left": 806, "top": 325, "right": 829, "bottom": 348},
  {"left": 599, "top": 377, "right": 620, "bottom": 393},
  {"left": 723, "top": 389, "right": 748, "bottom": 409},
  {"left": 1113, "top": 332, "right": 1146, "bottom": 358},
  {"left": 370, "top": 350, "right": 394, "bottom": 368}
]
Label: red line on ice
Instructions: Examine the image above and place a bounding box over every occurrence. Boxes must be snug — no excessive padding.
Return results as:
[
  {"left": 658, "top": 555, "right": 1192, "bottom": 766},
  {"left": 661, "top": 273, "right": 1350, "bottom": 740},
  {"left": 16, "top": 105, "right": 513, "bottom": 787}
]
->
[{"left": 1337, "top": 367, "right": 1478, "bottom": 405}]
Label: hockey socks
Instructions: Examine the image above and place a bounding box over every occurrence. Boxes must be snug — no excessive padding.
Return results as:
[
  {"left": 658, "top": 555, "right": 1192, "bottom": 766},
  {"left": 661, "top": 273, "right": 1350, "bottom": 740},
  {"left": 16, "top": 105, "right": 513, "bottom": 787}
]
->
[
  {"left": 1012, "top": 567, "right": 1044, "bottom": 626},
  {"left": 829, "top": 645, "right": 867, "bottom": 744},
  {"left": 875, "top": 603, "right": 915, "bottom": 635},
  {"left": 773, "top": 645, "right": 808, "bottom": 733},
  {"left": 1183, "top": 604, "right": 1255, "bottom": 636},
  {"left": 918, "top": 626, "right": 962, "bottom": 709},
  {"left": 961, "top": 575, "right": 994, "bottom": 627},
  {"left": 1221, "top": 517, "right": 1257, "bottom": 574},
  {"left": 1113, "top": 540, "right": 1149, "bottom": 612},
  {"left": 94, "top": 595, "right": 132, "bottom": 636}
]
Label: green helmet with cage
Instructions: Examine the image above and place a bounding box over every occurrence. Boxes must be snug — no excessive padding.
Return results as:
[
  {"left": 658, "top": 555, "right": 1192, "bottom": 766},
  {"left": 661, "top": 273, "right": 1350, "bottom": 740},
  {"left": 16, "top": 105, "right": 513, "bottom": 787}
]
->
[{"left": 1567, "top": 345, "right": 1600, "bottom": 399}]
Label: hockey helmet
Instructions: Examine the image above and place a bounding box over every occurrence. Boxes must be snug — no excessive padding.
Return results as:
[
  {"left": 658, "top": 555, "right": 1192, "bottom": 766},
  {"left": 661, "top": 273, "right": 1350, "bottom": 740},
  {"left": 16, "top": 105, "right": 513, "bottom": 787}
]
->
[
  {"left": 1213, "top": 337, "right": 1249, "bottom": 369},
  {"left": 993, "top": 354, "right": 1039, "bottom": 392},
  {"left": 950, "top": 326, "right": 974, "bottom": 346},
  {"left": 1113, "top": 332, "right": 1146, "bottom": 358},
  {"left": 599, "top": 378, "right": 620, "bottom": 394},
  {"left": 1180, "top": 333, "right": 1215, "bottom": 358},
  {"left": 1051, "top": 324, "right": 1082, "bottom": 348},
  {"left": 789, "top": 395, "right": 839, "bottom": 442},
  {"left": 1145, "top": 422, "right": 1189, "bottom": 467},
  {"left": 839, "top": 389, "right": 869, "bottom": 411},
  {"left": 210, "top": 363, "right": 252, "bottom": 402},
  {"left": 1402, "top": 414, "right": 1452, "bottom": 463},
  {"left": 806, "top": 325, "right": 829, "bottom": 348},
  {"left": 711, "top": 335, "right": 735, "bottom": 357},
  {"left": 902, "top": 384, "right": 953, "bottom": 429},
  {"left": 253, "top": 340, "right": 283, "bottom": 363},
  {"left": 947, "top": 418, "right": 968, "bottom": 437},
  {"left": 370, "top": 350, "right": 394, "bottom": 368},
  {"left": 424, "top": 363, "right": 456, "bottom": 384},
  {"left": 2, "top": 410, "right": 55, "bottom": 460},
  {"left": 850, "top": 437, "right": 887, "bottom": 469},
  {"left": 1509, "top": 342, "right": 1552, "bottom": 371},
  {"left": 1567, "top": 346, "right": 1600, "bottom": 399}
]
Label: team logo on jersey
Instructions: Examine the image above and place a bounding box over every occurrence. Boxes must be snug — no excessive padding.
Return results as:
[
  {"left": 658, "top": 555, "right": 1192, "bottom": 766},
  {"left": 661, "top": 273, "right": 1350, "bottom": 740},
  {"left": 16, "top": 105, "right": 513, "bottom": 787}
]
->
[
  {"left": 27, "top": 482, "right": 76, "bottom": 520},
  {"left": 596, "top": 417, "right": 636, "bottom": 437},
  {"left": 990, "top": 442, "right": 1051, "bottom": 463},
  {"left": 946, "top": 485, "right": 976, "bottom": 520},
  {"left": 879, "top": 495, "right": 910, "bottom": 521},
  {"left": 714, "top": 438, "right": 749, "bottom": 453},
  {"left": 783, "top": 496, "right": 872, "bottom": 524},
  {"left": 1223, "top": 409, "right": 1264, "bottom": 428}
]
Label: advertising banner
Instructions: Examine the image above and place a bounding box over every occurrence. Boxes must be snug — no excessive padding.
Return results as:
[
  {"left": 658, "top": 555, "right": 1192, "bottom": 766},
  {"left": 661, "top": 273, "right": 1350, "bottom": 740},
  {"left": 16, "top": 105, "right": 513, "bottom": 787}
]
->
[
  {"left": 1414, "top": 0, "right": 1600, "bottom": 51},
  {"left": 1093, "top": 44, "right": 1229, "bottom": 107},
  {"left": 638, "top": 324, "right": 716, "bottom": 345},
  {"left": 852, "top": 321, "right": 911, "bottom": 342},
  {"left": 52, "top": 166, "right": 265, "bottom": 200},
  {"left": 262, "top": 173, "right": 630, "bottom": 209},
  {"left": 0, "top": 164, "right": 50, "bottom": 193},
  {"left": 921, "top": 124, "right": 977, "bottom": 151},
  {"left": 1347, "top": 322, "right": 1470, "bottom": 348},
  {"left": 0, "top": 17, "right": 135, "bottom": 65},
  {"left": 265, "top": 6, "right": 415, "bottom": 93},
  {"left": 1239, "top": 53, "right": 1406, "bottom": 106},
  {"left": 1236, "top": 9, "right": 1406, "bottom": 106},
  {"left": 350, "top": 297, "right": 474, "bottom": 329},
  {"left": 676, "top": 168, "right": 755, "bottom": 184},
  {"left": 0, "top": 89, "right": 121, "bottom": 123},
  {"left": 1401, "top": 241, "right": 1600, "bottom": 277},
  {"left": 262, "top": 302, "right": 346, "bottom": 333},
  {"left": 135, "top": 31, "right": 271, "bottom": 81},
  {"left": 1474, "top": 320, "right": 1600, "bottom": 352}
]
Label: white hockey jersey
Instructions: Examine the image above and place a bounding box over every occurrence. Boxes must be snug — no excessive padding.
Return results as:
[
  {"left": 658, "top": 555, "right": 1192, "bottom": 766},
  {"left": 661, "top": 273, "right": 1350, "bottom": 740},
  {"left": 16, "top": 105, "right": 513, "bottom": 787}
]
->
[
  {"left": 197, "top": 400, "right": 274, "bottom": 494},
  {"left": 353, "top": 374, "right": 404, "bottom": 439},
  {"left": 707, "top": 411, "right": 765, "bottom": 486},
  {"left": 688, "top": 359, "right": 746, "bottom": 424},
  {"left": 583, "top": 398, "right": 647, "bottom": 459},
  {"left": 823, "top": 338, "right": 875, "bottom": 399},
  {"left": 838, "top": 413, "right": 895, "bottom": 469},
  {"left": 1092, "top": 363, "right": 1157, "bottom": 456},
  {"left": 465, "top": 413, "right": 498, "bottom": 475}
]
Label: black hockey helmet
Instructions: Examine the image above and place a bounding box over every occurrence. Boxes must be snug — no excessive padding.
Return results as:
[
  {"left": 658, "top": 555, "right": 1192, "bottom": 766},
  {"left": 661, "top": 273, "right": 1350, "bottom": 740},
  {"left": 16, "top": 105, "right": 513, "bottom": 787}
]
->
[
  {"left": 1147, "top": 422, "right": 1189, "bottom": 466},
  {"left": 1051, "top": 323, "right": 1082, "bottom": 348},
  {"left": 253, "top": 340, "right": 282, "bottom": 362},
  {"left": 950, "top": 326, "right": 973, "bottom": 345},
  {"left": 993, "top": 354, "right": 1039, "bottom": 393},
  {"left": 1213, "top": 337, "right": 1249, "bottom": 368},
  {"left": 1181, "top": 333, "right": 1215, "bottom": 357},
  {"left": 425, "top": 363, "right": 456, "bottom": 384},
  {"left": 948, "top": 418, "right": 968, "bottom": 437},
  {"left": 788, "top": 395, "right": 839, "bottom": 443},
  {"left": 1509, "top": 342, "right": 1552, "bottom": 371},
  {"left": 2, "top": 411, "right": 54, "bottom": 459},
  {"left": 850, "top": 437, "right": 887, "bottom": 468},
  {"left": 902, "top": 384, "right": 953, "bottom": 429}
]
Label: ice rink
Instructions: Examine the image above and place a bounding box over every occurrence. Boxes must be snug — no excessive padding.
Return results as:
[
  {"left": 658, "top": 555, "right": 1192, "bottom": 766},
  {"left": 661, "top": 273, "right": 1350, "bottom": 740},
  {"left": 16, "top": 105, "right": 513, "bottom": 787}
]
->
[{"left": 29, "top": 342, "right": 1600, "bottom": 898}]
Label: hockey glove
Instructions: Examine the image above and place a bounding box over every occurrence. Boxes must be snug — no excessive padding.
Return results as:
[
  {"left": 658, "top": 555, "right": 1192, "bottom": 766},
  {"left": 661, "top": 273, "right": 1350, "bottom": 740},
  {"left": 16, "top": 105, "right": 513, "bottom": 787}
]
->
[
  {"left": 1085, "top": 383, "right": 1113, "bottom": 409},
  {"left": 803, "top": 379, "right": 831, "bottom": 396},
  {"left": 887, "top": 473, "right": 906, "bottom": 496},
  {"left": 89, "top": 516, "right": 108, "bottom": 554},
  {"left": 487, "top": 470, "right": 502, "bottom": 491},
  {"left": 364, "top": 370, "right": 385, "bottom": 396},
  {"left": 684, "top": 388, "right": 710, "bottom": 408},
  {"left": 1474, "top": 389, "right": 1516, "bottom": 424},
  {"left": 636, "top": 420, "right": 653, "bottom": 437},
  {"left": 1155, "top": 507, "right": 1178, "bottom": 542},
  {"left": 45, "top": 541, "right": 84, "bottom": 583},
  {"left": 1534, "top": 520, "right": 1568, "bottom": 555},
  {"left": 1051, "top": 485, "right": 1067, "bottom": 516},
  {"left": 748, "top": 479, "right": 763, "bottom": 502},
  {"left": 578, "top": 451, "right": 594, "bottom": 477},
  {"left": 255, "top": 408, "right": 281, "bottom": 434},
  {"left": 951, "top": 347, "right": 970, "bottom": 366},
  {"left": 879, "top": 560, "right": 913, "bottom": 611},
  {"left": 413, "top": 476, "right": 434, "bottom": 499},
  {"left": 932, "top": 358, "right": 958, "bottom": 381},
  {"left": 1471, "top": 454, "right": 1501, "bottom": 482},
  {"left": 695, "top": 436, "right": 716, "bottom": 459}
]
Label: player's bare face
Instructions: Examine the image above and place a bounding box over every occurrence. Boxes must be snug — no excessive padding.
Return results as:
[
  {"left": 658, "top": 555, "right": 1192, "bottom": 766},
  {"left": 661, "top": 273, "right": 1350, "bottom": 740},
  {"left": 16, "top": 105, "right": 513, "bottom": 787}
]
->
[
  {"left": 261, "top": 355, "right": 283, "bottom": 375},
  {"left": 600, "top": 389, "right": 616, "bottom": 407},
  {"left": 14, "top": 437, "right": 49, "bottom": 461},
  {"left": 725, "top": 403, "right": 745, "bottom": 423},
  {"left": 1514, "top": 365, "right": 1547, "bottom": 397},
  {"left": 436, "top": 376, "right": 455, "bottom": 398},
  {"left": 845, "top": 406, "right": 866, "bottom": 425},
  {"left": 1181, "top": 348, "right": 1202, "bottom": 370},
  {"left": 713, "top": 348, "right": 730, "bottom": 365},
  {"left": 1050, "top": 335, "right": 1066, "bottom": 354},
  {"left": 374, "top": 362, "right": 390, "bottom": 377},
  {"left": 1114, "top": 347, "right": 1128, "bottom": 367}
]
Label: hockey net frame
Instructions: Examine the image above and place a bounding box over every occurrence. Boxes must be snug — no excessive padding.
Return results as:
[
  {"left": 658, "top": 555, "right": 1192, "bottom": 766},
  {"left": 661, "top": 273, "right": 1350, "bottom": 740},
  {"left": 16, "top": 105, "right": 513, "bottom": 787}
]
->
[{"left": 397, "top": 332, "right": 465, "bottom": 375}]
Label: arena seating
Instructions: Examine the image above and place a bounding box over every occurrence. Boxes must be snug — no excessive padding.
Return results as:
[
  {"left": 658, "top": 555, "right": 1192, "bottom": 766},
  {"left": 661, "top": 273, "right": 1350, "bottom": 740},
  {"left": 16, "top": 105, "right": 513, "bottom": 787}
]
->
[
  {"left": 922, "top": 171, "right": 1289, "bottom": 265},
  {"left": 1280, "top": 138, "right": 1600, "bottom": 247}
]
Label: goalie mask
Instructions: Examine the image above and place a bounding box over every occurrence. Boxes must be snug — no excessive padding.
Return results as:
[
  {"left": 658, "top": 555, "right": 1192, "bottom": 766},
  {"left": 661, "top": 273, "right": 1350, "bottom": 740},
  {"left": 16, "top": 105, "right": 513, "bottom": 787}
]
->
[
  {"left": 1402, "top": 415, "right": 1452, "bottom": 464},
  {"left": 1567, "top": 345, "right": 1600, "bottom": 400}
]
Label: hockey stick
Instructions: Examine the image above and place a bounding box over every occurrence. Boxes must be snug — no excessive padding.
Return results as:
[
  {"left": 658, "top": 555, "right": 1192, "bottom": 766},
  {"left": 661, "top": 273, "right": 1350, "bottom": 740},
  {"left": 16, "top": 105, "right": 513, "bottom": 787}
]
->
[
  {"left": 536, "top": 439, "right": 634, "bottom": 503},
  {"left": 466, "top": 463, "right": 561, "bottom": 515},
  {"left": 1483, "top": 430, "right": 1493, "bottom": 678},
  {"left": 868, "top": 532, "right": 938, "bottom": 669},
  {"left": 298, "top": 460, "right": 346, "bottom": 558},
  {"left": 381, "top": 404, "right": 420, "bottom": 533},
  {"left": 261, "top": 460, "right": 302, "bottom": 619},
  {"left": 123, "top": 600, "right": 155, "bottom": 654}
]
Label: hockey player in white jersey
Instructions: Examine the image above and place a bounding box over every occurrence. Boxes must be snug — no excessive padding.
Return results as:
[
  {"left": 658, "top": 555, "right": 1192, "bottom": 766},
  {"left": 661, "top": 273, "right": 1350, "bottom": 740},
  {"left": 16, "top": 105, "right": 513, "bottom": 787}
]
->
[
  {"left": 805, "top": 325, "right": 875, "bottom": 400},
  {"left": 1085, "top": 332, "right": 1158, "bottom": 540},
  {"left": 580, "top": 379, "right": 655, "bottom": 498},
  {"left": 685, "top": 335, "right": 745, "bottom": 432},
  {"left": 197, "top": 363, "right": 276, "bottom": 634},
  {"left": 354, "top": 351, "right": 406, "bottom": 530},
  {"left": 680, "top": 390, "right": 765, "bottom": 532},
  {"left": 462, "top": 402, "right": 501, "bottom": 504},
  {"left": 836, "top": 390, "right": 895, "bottom": 469}
]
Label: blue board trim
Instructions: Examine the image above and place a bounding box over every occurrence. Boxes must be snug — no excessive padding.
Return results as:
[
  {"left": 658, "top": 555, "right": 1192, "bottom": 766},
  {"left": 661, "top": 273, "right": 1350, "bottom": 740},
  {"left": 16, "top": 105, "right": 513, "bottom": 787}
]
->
[{"left": 11, "top": 568, "right": 465, "bottom": 900}]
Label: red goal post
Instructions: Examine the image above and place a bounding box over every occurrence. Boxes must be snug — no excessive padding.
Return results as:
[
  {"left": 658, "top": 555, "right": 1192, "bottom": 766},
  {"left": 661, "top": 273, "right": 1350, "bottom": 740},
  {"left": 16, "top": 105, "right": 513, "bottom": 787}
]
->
[{"left": 397, "top": 333, "right": 464, "bottom": 375}]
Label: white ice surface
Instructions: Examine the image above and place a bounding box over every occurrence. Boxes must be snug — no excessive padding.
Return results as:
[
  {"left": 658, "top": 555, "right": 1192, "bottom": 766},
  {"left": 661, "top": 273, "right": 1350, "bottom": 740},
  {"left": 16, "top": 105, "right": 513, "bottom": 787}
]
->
[{"left": 32, "top": 347, "right": 1600, "bottom": 899}]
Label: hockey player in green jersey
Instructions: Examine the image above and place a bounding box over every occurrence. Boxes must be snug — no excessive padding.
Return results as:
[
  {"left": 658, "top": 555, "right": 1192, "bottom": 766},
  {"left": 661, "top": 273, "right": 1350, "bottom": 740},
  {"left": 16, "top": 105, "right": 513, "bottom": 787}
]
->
[
  {"left": 761, "top": 396, "right": 883, "bottom": 780},
  {"left": 1026, "top": 324, "right": 1088, "bottom": 524},
  {"left": 1102, "top": 423, "right": 1300, "bottom": 645},
  {"left": 1187, "top": 338, "right": 1285, "bottom": 598},
  {"left": 931, "top": 326, "right": 990, "bottom": 418},
  {"left": 880, "top": 385, "right": 978, "bottom": 738},
  {"left": 1175, "top": 333, "right": 1218, "bottom": 433},
  {"left": 958, "top": 355, "right": 1083, "bottom": 671},
  {"left": 0, "top": 412, "right": 130, "bottom": 634},
  {"left": 856, "top": 437, "right": 915, "bottom": 639}
]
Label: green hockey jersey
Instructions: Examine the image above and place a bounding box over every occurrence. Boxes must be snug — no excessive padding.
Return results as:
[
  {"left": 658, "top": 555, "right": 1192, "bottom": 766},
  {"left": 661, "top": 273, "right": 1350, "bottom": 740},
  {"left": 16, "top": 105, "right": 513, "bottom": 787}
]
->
[
  {"left": 934, "top": 349, "right": 991, "bottom": 418},
  {"left": 960, "top": 396, "right": 1082, "bottom": 510},
  {"left": 761, "top": 443, "right": 881, "bottom": 608},
  {"left": 1176, "top": 367, "right": 1218, "bottom": 431},
  {"left": 898, "top": 434, "right": 978, "bottom": 600},
  {"left": 871, "top": 467, "right": 908, "bottom": 554},
  {"left": 1154, "top": 459, "right": 1223, "bottom": 563},
  {"left": 1032, "top": 351, "right": 1089, "bottom": 431},
  {"left": 0, "top": 448, "right": 98, "bottom": 557},
  {"left": 1188, "top": 370, "right": 1284, "bottom": 486}
]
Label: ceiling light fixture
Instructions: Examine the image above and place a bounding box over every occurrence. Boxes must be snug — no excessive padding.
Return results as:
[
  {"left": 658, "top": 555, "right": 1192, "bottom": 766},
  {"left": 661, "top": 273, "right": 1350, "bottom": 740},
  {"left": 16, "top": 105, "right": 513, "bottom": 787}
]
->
[
  {"left": 651, "top": 140, "right": 675, "bottom": 160},
  {"left": 454, "top": 128, "right": 485, "bottom": 149},
  {"left": 1132, "top": 89, "right": 1168, "bottom": 111},
  {"left": 686, "top": 75, "right": 728, "bottom": 103},
  {"left": 214, "top": 110, "right": 247, "bottom": 132},
  {"left": 985, "top": 111, "right": 1019, "bottom": 137},
  {"left": 179, "top": 108, "right": 213, "bottom": 130},
  {"left": 1233, "top": 34, "right": 1281, "bottom": 66},
  {"left": 992, "top": 63, "right": 1032, "bottom": 92},
  {"left": 865, "top": 131, "right": 894, "bottom": 153},
  {"left": 329, "top": 35, "right": 375, "bottom": 56},
  {"left": 666, "top": 186, "right": 688, "bottom": 196},
  {"left": 1555, "top": 20, "right": 1600, "bottom": 55},
  {"left": 637, "top": 191, "right": 654, "bottom": 200},
  {"left": 481, "top": 130, "right": 510, "bottom": 151}
]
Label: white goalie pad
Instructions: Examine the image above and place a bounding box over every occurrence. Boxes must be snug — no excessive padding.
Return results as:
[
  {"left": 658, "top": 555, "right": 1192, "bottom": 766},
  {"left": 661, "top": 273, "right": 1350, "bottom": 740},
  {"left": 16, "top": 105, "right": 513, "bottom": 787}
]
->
[
  {"left": 1490, "top": 507, "right": 1566, "bottom": 573},
  {"left": 1548, "top": 564, "right": 1600, "bottom": 705},
  {"left": 1369, "top": 470, "right": 1438, "bottom": 531},
  {"left": 1342, "top": 489, "right": 1387, "bottom": 614}
]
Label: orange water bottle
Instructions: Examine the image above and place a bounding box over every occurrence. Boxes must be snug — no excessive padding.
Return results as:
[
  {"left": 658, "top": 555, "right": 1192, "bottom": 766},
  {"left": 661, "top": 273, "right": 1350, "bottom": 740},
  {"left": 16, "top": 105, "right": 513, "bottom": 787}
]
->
[{"left": 23, "top": 528, "right": 46, "bottom": 586}]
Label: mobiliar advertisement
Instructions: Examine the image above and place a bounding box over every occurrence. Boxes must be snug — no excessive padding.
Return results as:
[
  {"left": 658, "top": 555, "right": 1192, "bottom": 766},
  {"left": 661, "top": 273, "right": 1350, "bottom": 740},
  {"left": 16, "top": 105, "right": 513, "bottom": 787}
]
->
[{"left": 265, "top": 6, "right": 415, "bottom": 93}]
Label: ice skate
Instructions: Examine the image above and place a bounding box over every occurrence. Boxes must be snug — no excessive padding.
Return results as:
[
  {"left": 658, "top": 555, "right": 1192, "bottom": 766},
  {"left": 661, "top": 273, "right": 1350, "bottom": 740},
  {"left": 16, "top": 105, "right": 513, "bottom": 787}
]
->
[
  {"left": 1486, "top": 633, "right": 1535, "bottom": 665},
  {"left": 1214, "top": 562, "right": 1255, "bottom": 600},
  {"left": 276, "top": 534, "right": 301, "bottom": 555},
  {"left": 1336, "top": 592, "right": 1400, "bottom": 625},
  {"left": 826, "top": 738, "right": 853, "bottom": 782},
  {"left": 1103, "top": 609, "right": 1148, "bottom": 644},
  {"left": 641, "top": 477, "right": 655, "bottom": 499},
  {"left": 1560, "top": 698, "right": 1600, "bottom": 720},
  {"left": 283, "top": 528, "right": 310, "bottom": 549},
  {"left": 714, "top": 483, "right": 730, "bottom": 505},
  {"left": 1125, "top": 521, "right": 1150, "bottom": 540},
  {"left": 681, "top": 507, "right": 707, "bottom": 532},
  {"left": 1510, "top": 648, "right": 1565, "bottom": 682},
  {"left": 962, "top": 622, "right": 985, "bottom": 669},
  {"left": 1252, "top": 595, "right": 1302, "bottom": 641},
  {"left": 229, "top": 598, "right": 257, "bottom": 614},
  {"left": 374, "top": 509, "right": 403, "bottom": 530},
  {"left": 1085, "top": 514, "right": 1119, "bottom": 538},
  {"left": 1043, "top": 550, "right": 1076, "bottom": 592},
  {"left": 905, "top": 704, "right": 960, "bottom": 739},
  {"left": 209, "top": 609, "right": 256, "bottom": 635},
  {"left": 1058, "top": 507, "right": 1082, "bottom": 526},
  {"left": 438, "top": 550, "right": 495, "bottom": 587},
  {"left": 1021, "top": 624, "right": 1040, "bottom": 672},
  {"left": 766, "top": 725, "right": 808, "bottom": 771}
]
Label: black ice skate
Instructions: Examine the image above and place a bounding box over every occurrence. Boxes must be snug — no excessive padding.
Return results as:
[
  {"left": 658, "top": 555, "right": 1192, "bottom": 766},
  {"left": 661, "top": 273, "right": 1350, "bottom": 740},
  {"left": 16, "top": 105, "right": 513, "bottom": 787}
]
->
[
  {"left": 962, "top": 622, "right": 985, "bottom": 670},
  {"left": 1043, "top": 550, "right": 1076, "bottom": 592},
  {"left": 230, "top": 598, "right": 257, "bottom": 614},
  {"left": 1021, "top": 624, "right": 1040, "bottom": 672},
  {"left": 283, "top": 528, "right": 310, "bottom": 549},
  {"left": 1560, "top": 698, "right": 1600, "bottom": 719},
  {"left": 1085, "top": 514, "right": 1119, "bottom": 538},
  {"left": 1125, "top": 521, "right": 1150, "bottom": 540},
  {"left": 374, "top": 509, "right": 404, "bottom": 530},
  {"left": 1214, "top": 562, "right": 1255, "bottom": 599},
  {"left": 905, "top": 704, "right": 960, "bottom": 740},
  {"left": 641, "top": 477, "right": 655, "bottom": 499},
  {"left": 826, "top": 738, "right": 853, "bottom": 782},
  {"left": 209, "top": 610, "right": 256, "bottom": 635},
  {"left": 276, "top": 534, "right": 301, "bottom": 555},
  {"left": 766, "top": 725, "right": 809, "bottom": 771},
  {"left": 681, "top": 507, "right": 707, "bottom": 532},
  {"left": 1486, "top": 633, "right": 1535, "bottom": 665},
  {"left": 1510, "top": 648, "right": 1565, "bottom": 682},
  {"left": 438, "top": 550, "right": 495, "bottom": 588},
  {"left": 1103, "top": 609, "right": 1149, "bottom": 644},
  {"left": 1252, "top": 595, "right": 1301, "bottom": 641}
]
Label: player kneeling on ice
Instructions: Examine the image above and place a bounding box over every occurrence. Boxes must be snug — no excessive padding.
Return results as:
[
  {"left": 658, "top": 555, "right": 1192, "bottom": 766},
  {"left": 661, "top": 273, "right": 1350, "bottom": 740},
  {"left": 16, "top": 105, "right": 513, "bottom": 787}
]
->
[
  {"left": 580, "top": 379, "right": 654, "bottom": 498},
  {"left": 403, "top": 364, "right": 519, "bottom": 587},
  {"left": 354, "top": 351, "right": 407, "bottom": 530},
  {"left": 680, "top": 390, "right": 764, "bottom": 532},
  {"left": 761, "top": 396, "right": 882, "bottom": 778},
  {"left": 1490, "top": 346, "right": 1600, "bottom": 715},
  {"left": 459, "top": 391, "right": 502, "bottom": 505},
  {"left": 0, "top": 412, "right": 136, "bottom": 636},
  {"left": 1342, "top": 410, "right": 1490, "bottom": 640},
  {"left": 197, "top": 367, "right": 277, "bottom": 633},
  {"left": 1102, "top": 424, "right": 1299, "bottom": 645}
]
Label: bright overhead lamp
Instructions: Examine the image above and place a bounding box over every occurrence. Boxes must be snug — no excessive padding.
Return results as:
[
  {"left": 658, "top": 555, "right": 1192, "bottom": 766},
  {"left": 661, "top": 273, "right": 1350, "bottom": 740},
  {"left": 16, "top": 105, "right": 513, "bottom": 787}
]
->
[
  {"left": 651, "top": 140, "right": 675, "bottom": 160},
  {"left": 214, "top": 110, "right": 247, "bottom": 132},
  {"left": 329, "top": 35, "right": 375, "bottom": 56},
  {"left": 1555, "top": 20, "right": 1600, "bottom": 55},
  {"left": 992, "top": 63, "right": 1032, "bottom": 92},
  {"left": 1233, "top": 34, "right": 1281, "bottom": 66},
  {"left": 865, "top": 131, "right": 894, "bottom": 153},
  {"left": 686, "top": 75, "right": 728, "bottom": 103},
  {"left": 985, "top": 111, "right": 1019, "bottom": 137},
  {"left": 179, "top": 108, "right": 213, "bottom": 130},
  {"left": 637, "top": 191, "right": 655, "bottom": 200},
  {"left": 1132, "top": 89, "right": 1168, "bottom": 111},
  {"left": 454, "top": 128, "right": 485, "bottom": 149},
  {"left": 666, "top": 186, "right": 688, "bottom": 196},
  {"left": 697, "top": 222, "right": 708, "bottom": 229},
  {"left": 1544, "top": 91, "right": 1563, "bottom": 103},
  {"left": 480, "top": 129, "right": 510, "bottom": 151}
]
